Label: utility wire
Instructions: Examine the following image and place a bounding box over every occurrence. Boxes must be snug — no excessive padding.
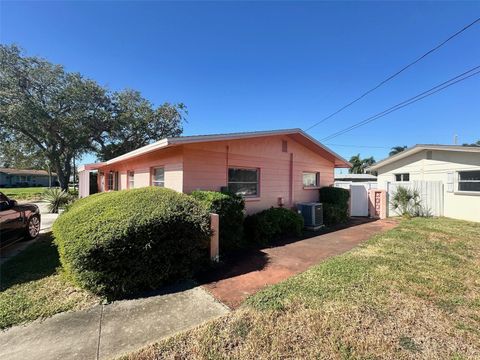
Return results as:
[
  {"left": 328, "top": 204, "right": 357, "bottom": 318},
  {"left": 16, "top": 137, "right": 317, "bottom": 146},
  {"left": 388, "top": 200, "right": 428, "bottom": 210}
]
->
[
  {"left": 320, "top": 65, "right": 480, "bottom": 142},
  {"left": 305, "top": 17, "right": 480, "bottom": 131},
  {"left": 325, "top": 143, "right": 392, "bottom": 149}
]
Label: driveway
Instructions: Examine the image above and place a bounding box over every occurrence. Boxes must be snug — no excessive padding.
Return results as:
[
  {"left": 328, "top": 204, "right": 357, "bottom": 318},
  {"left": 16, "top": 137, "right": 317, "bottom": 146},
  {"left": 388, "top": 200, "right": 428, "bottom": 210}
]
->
[
  {"left": 0, "top": 283, "right": 229, "bottom": 360},
  {"left": 202, "top": 218, "right": 399, "bottom": 308},
  {"left": 0, "top": 201, "right": 59, "bottom": 265}
]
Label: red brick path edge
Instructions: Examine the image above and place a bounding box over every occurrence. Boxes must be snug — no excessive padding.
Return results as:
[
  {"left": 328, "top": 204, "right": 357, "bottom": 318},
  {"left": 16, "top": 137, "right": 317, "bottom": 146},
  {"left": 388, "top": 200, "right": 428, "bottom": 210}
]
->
[{"left": 202, "top": 218, "right": 399, "bottom": 309}]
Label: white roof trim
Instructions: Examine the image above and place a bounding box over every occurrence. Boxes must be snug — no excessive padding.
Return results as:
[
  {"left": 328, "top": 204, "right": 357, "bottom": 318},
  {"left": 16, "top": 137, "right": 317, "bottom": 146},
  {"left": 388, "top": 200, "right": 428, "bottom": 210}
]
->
[
  {"left": 100, "top": 128, "right": 352, "bottom": 167},
  {"left": 368, "top": 144, "right": 480, "bottom": 171}
]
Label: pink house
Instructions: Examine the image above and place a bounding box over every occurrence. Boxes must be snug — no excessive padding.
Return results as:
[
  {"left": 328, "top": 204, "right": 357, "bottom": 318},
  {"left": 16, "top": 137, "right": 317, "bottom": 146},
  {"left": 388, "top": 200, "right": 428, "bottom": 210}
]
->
[{"left": 78, "top": 129, "right": 351, "bottom": 213}]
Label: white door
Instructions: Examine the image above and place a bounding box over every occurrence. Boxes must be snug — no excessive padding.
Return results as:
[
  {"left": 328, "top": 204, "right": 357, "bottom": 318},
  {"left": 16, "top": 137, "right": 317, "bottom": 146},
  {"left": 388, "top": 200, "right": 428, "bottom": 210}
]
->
[{"left": 350, "top": 184, "right": 369, "bottom": 217}]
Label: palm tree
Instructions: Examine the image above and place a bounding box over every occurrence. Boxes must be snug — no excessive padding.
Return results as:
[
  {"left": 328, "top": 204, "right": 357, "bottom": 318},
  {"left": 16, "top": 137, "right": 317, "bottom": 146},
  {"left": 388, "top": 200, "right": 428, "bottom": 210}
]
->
[
  {"left": 389, "top": 146, "right": 408, "bottom": 157},
  {"left": 349, "top": 154, "right": 362, "bottom": 174},
  {"left": 349, "top": 154, "right": 376, "bottom": 174},
  {"left": 362, "top": 156, "right": 376, "bottom": 174}
]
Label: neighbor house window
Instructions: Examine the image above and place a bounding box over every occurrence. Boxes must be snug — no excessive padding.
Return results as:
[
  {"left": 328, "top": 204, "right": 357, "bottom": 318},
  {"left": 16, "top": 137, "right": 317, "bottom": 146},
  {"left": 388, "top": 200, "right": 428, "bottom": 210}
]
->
[
  {"left": 458, "top": 170, "right": 480, "bottom": 192},
  {"left": 228, "top": 168, "right": 259, "bottom": 197},
  {"left": 128, "top": 171, "right": 135, "bottom": 189},
  {"left": 303, "top": 172, "right": 319, "bottom": 187},
  {"left": 152, "top": 167, "right": 165, "bottom": 187},
  {"left": 395, "top": 173, "right": 410, "bottom": 182}
]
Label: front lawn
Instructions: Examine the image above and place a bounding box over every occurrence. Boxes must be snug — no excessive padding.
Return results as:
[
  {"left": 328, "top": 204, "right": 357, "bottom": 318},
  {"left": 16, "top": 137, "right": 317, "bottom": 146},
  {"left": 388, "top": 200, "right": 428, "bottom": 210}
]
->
[
  {"left": 124, "top": 218, "right": 480, "bottom": 359},
  {"left": 1, "top": 187, "right": 46, "bottom": 200},
  {"left": 0, "top": 234, "right": 100, "bottom": 330}
]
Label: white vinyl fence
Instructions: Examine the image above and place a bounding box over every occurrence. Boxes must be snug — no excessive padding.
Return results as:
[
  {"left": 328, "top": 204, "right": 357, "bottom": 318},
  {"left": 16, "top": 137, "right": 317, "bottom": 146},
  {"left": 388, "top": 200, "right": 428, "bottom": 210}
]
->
[
  {"left": 386, "top": 180, "right": 444, "bottom": 217},
  {"left": 334, "top": 182, "right": 378, "bottom": 217}
]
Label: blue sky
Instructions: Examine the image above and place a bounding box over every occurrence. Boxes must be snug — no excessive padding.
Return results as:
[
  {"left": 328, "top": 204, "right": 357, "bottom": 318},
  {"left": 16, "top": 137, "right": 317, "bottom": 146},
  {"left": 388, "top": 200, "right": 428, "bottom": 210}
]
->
[{"left": 1, "top": 1, "right": 479, "bottom": 170}]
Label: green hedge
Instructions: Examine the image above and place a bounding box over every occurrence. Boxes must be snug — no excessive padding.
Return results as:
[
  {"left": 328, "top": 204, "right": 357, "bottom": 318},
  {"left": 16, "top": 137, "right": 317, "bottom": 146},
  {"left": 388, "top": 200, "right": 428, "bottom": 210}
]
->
[
  {"left": 322, "top": 203, "right": 349, "bottom": 226},
  {"left": 319, "top": 187, "right": 350, "bottom": 206},
  {"left": 319, "top": 187, "right": 350, "bottom": 225},
  {"left": 244, "top": 207, "right": 304, "bottom": 246},
  {"left": 190, "top": 190, "right": 245, "bottom": 253},
  {"left": 53, "top": 187, "right": 211, "bottom": 298}
]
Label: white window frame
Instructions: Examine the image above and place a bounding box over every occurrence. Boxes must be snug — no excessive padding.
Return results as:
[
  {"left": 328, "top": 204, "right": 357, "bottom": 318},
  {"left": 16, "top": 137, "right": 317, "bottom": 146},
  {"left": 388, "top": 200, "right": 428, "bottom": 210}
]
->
[
  {"left": 457, "top": 170, "right": 480, "bottom": 193},
  {"left": 227, "top": 167, "right": 260, "bottom": 197},
  {"left": 151, "top": 167, "right": 165, "bottom": 187},
  {"left": 128, "top": 171, "right": 135, "bottom": 189},
  {"left": 303, "top": 171, "right": 320, "bottom": 188},
  {"left": 394, "top": 173, "right": 410, "bottom": 182},
  {"left": 107, "top": 171, "right": 119, "bottom": 191}
]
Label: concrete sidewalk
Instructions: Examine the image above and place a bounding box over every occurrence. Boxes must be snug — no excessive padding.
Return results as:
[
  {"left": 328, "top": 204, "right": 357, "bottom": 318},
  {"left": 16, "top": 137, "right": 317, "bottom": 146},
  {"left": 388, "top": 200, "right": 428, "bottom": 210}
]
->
[{"left": 0, "top": 285, "right": 229, "bottom": 360}]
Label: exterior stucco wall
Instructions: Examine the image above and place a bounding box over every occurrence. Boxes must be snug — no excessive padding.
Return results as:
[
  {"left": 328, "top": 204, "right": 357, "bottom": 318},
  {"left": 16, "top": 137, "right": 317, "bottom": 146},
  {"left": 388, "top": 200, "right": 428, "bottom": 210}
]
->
[
  {"left": 98, "top": 147, "right": 183, "bottom": 192},
  {"left": 377, "top": 150, "right": 480, "bottom": 222},
  {"left": 182, "top": 135, "right": 335, "bottom": 213},
  {"left": 95, "top": 135, "right": 338, "bottom": 214}
]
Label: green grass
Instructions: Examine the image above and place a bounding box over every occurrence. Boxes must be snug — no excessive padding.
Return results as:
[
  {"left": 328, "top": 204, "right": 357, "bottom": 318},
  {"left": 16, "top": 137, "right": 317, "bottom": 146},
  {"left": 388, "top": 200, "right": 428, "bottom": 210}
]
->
[
  {"left": 125, "top": 218, "right": 480, "bottom": 360},
  {"left": 0, "top": 234, "right": 100, "bottom": 330},
  {"left": 1, "top": 187, "right": 47, "bottom": 200}
]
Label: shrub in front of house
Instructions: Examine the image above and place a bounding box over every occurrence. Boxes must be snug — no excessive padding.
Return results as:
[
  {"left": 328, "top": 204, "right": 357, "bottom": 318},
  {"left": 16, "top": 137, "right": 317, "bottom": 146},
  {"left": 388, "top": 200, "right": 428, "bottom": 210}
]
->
[
  {"left": 190, "top": 190, "right": 245, "bottom": 253},
  {"left": 319, "top": 187, "right": 350, "bottom": 226},
  {"left": 53, "top": 187, "right": 211, "bottom": 298},
  {"left": 244, "top": 207, "right": 304, "bottom": 246}
]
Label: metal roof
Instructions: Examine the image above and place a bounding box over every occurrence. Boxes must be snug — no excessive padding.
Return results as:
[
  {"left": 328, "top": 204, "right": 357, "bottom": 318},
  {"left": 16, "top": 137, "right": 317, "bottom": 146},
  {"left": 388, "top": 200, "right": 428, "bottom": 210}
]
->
[{"left": 334, "top": 173, "right": 377, "bottom": 180}]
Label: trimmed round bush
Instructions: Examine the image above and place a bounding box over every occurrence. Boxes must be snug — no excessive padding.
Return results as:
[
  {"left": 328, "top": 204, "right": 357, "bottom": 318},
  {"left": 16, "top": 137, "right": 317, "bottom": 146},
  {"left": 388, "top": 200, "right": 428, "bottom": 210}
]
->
[
  {"left": 53, "top": 187, "right": 211, "bottom": 298},
  {"left": 244, "top": 207, "right": 304, "bottom": 246},
  {"left": 190, "top": 190, "right": 245, "bottom": 253}
]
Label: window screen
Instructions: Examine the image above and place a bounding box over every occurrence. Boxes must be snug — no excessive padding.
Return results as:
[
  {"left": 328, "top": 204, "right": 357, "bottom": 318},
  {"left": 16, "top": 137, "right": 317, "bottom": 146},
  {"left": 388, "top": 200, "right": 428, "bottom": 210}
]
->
[
  {"left": 228, "top": 168, "right": 259, "bottom": 196},
  {"left": 458, "top": 170, "right": 480, "bottom": 192},
  {"left": 152, "top": 167, "right": 165, "bottom": 187}
]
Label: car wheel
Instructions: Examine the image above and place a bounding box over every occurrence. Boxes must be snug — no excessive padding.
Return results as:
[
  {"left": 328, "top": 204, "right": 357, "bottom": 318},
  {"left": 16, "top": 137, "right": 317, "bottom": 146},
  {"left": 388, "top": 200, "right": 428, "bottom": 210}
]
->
[{"left": 26, "top": 215, "right": 41, "bottom": 239}]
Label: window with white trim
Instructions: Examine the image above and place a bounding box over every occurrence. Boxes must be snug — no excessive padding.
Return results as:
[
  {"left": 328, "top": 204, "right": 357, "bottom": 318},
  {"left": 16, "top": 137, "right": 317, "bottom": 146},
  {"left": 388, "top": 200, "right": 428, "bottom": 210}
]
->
[
  {"left": 458, "top": 170, "right": 480, "bottom": 192},
  {"left": 395, "top": 173, "right": 410, "bottom": 182},
  {"left": 228, "top": 168, "right": 259, "bottom": 197},
  {"left": 128, "top": 171, "right": 135, "bottom": 189},
  {"left": 152, "top": 167, "right": 165, "bottom": 187},
  {"left": 107, "top": 172, "right": 114, "bottom": 190},
  {"left": 303, "top": 172, "right": 319, "bottom": 187}
]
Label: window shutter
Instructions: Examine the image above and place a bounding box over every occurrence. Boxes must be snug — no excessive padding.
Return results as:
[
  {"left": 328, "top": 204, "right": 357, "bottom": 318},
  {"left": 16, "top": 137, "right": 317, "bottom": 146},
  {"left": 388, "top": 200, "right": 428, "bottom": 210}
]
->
[{"left": 446, "top": 172, "right": 454, "bottom": 193}]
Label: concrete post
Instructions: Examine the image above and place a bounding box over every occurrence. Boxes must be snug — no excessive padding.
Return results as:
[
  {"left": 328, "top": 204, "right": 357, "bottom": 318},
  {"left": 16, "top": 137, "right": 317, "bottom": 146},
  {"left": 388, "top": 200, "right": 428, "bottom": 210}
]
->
[{"left": 210, "top": 213, "right": 220, "bottom": 262}]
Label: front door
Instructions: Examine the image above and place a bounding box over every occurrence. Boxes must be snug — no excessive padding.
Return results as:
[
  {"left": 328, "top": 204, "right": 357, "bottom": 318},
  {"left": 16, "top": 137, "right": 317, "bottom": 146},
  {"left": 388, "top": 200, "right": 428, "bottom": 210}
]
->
[{"left": 350, "top": 184, "right": 369, "bottom": 217}]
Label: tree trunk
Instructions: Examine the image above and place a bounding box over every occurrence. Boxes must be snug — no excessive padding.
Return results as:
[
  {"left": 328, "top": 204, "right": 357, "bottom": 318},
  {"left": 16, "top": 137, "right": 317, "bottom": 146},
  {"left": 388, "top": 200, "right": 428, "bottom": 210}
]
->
[{"left": 50, "top": 156, "right": 71, "bottom": 191}]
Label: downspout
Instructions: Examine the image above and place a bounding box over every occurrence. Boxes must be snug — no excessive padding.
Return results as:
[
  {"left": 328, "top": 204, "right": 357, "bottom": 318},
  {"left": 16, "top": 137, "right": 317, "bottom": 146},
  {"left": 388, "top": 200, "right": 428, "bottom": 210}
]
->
[
  {"left": 289, "top": 152, "right": 294, "bottom": 207},
  {"left": 225, "top": 145, "right": 229, "bottom": 187}
]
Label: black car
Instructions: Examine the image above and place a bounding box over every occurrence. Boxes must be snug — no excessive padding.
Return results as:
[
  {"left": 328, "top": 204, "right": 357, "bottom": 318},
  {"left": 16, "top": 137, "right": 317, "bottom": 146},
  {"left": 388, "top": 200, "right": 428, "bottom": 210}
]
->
[{"left": 0, "top": 192, "right": 41, "bottom": 248}]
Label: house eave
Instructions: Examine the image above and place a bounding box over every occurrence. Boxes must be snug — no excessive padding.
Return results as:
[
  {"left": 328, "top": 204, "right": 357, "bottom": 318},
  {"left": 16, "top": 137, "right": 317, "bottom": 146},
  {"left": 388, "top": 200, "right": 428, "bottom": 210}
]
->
[
  {"left": 368, "top": 144, "right": 480, "bottom": 171},
  {"left": 86, "top": 128, "right": 351, "bottom": 169}
]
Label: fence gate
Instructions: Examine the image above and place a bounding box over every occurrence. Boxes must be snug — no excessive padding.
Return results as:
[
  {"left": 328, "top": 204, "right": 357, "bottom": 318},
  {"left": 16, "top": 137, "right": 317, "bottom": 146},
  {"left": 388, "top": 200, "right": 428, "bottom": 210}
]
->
[{"left": 350, "top": 184, "right": 369, "bottom": 217}]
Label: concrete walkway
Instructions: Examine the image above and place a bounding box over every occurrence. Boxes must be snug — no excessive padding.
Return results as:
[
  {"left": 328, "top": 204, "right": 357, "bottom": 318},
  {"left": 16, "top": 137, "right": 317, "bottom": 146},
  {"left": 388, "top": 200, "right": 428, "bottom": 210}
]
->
[
  {"left": 202, "top": 218, "right": 399, "bottom": 308},
  {"left": 0, "top": 285, "right": 229, "bottom": 360}
]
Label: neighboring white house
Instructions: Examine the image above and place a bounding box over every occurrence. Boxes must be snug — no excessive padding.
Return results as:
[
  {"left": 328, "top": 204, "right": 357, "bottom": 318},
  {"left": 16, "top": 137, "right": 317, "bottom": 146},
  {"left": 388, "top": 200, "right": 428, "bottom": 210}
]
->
[{"left": 368, "top": 144, "right": 480, "bottom": 222}]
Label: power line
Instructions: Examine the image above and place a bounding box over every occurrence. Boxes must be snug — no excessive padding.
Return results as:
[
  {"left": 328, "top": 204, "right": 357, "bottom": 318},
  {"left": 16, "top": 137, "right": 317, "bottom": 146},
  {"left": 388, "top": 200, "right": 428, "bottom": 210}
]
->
[
  {"left": 325, "top": 143, "right": 391, "bottom": 149},
  {"left": 320, "top": 65, "right": 480, "bottom": 142},
  {"left": 305, "top": 17, "right": 480, "bottom": 131}
]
